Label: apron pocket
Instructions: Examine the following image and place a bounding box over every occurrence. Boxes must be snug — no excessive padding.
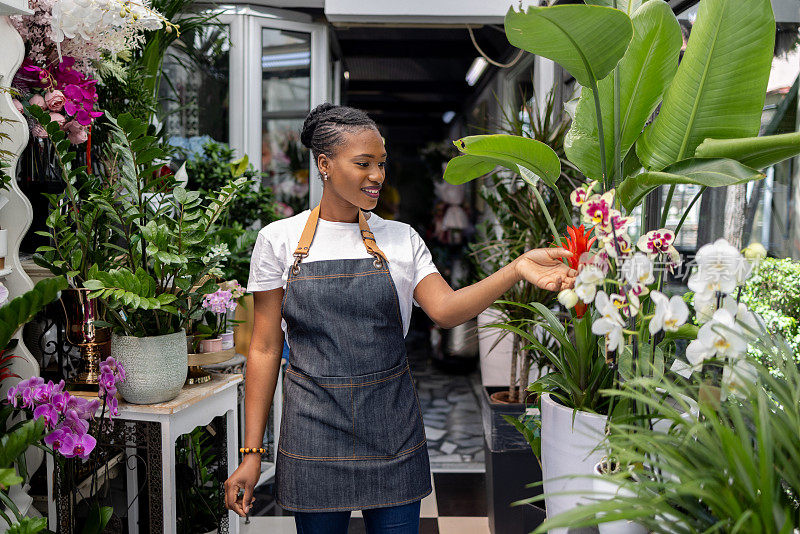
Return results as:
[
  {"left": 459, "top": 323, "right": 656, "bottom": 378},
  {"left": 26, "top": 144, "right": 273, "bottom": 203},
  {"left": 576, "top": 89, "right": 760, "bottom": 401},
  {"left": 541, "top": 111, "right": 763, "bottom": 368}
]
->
[
  {"left": 280, "top": 366, "right": 357, "bottom": 459},
  {"left": 352, "top": 361, "right": 426, "bottom": 458}
]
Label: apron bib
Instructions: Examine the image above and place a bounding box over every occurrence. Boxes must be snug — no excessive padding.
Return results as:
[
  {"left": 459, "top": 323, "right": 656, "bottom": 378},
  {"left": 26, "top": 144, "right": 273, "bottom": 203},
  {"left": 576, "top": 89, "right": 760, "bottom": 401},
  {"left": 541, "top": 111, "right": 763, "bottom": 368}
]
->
[{"left": 275, "top": 204, "right": 431, "bottom": 512}]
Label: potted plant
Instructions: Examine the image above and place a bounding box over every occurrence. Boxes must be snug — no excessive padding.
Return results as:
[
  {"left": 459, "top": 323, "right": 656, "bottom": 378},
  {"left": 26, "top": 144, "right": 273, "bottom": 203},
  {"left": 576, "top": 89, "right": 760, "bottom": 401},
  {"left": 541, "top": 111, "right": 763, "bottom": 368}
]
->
[
  {"left": 196, "top": 286, "right": 238, "bottom": 353},
  {"left": 526, "top": 326, "right": 798, "bottom": 532},
  {"left": 467, "top": 88, "right": 579, "bottom": 533},
  {"left": 29, "top": 109, "right": 248, "bottom": 404},
  {"left": 445, "top": 0, "right": 799, "bottom": 527}
]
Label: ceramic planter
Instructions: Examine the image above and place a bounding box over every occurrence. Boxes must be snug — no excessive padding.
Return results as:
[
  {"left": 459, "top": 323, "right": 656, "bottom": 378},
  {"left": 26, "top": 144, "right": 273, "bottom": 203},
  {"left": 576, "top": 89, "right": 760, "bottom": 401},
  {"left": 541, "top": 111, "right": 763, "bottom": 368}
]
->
[
  {"left": 540, "top": 393, "right": 606, "bottom": 534},
  {"left": 112, "top": 329, "right": 188, "bottom": 404},
  {"left": 477, "top": 309, "right": 514, "bottom": 386},
  {"left": 593, "top": 462, "right": 647, "bottom": 534},
  {"left": 199, "top": 337, "right": 223, "bottom": 353},
  {"left": 220, "top": 330, "right": 235, "bottom": 350}
]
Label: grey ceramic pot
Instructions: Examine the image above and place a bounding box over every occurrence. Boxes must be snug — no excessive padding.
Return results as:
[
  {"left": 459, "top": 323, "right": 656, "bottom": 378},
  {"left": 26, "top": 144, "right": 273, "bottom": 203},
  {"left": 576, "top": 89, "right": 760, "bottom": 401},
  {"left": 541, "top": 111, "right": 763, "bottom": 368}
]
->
[{"left": 112, "top": 329, "right": 188, "bottom": 404}]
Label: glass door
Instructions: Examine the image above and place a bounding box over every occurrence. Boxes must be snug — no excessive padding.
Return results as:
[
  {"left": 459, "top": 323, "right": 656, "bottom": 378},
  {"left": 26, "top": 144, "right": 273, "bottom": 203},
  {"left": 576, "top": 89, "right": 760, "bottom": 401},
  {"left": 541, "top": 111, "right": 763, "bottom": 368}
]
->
[{"left": 247, "top": 12, "right": 330, "bottom": 212}]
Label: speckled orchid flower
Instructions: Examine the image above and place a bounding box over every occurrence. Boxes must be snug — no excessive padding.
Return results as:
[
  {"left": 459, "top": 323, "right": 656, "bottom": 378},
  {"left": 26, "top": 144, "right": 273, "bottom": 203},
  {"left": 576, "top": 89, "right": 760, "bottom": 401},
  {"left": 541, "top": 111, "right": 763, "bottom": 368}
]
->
[
  {"left": 603, "top": 232, "right": 633, "bottom": 258},
  {"left": 602, "top": 209, "right": 635, "bottom": 236},
  {"left": 580, "top": 191, "right": 615, "bottom": 228},
  {"left": 637, "top": 229, "right": 681, "bottom": 272},
  {"left": 569, "top": 180, "right": 599, "bottom": 207}
]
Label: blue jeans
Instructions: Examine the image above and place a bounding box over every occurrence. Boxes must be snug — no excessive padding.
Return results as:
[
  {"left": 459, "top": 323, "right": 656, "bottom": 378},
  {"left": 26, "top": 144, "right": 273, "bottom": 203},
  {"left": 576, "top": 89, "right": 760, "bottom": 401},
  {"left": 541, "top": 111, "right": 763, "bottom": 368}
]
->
[{"left": 293, "top": 499, "right": 421, "bottom": 534}]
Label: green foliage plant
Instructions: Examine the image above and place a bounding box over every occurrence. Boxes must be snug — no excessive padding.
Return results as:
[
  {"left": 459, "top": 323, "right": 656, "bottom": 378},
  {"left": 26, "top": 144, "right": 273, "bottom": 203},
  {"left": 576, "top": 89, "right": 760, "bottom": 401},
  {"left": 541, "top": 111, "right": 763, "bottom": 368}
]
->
[
  {"left": 183, "top": 140, "right": 280, "bottom": 283},
  {"left": 443, "top": 0, "right": 800, "bottom": 415},
  {"left": 525, "top": 329, "right": 800, "bottom": 533}
]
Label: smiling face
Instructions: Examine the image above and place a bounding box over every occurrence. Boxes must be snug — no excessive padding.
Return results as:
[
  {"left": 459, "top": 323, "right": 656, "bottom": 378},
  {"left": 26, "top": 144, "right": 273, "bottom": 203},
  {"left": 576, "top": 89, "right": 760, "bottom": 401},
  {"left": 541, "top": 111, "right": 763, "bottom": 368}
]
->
[{"left": 317, "top": 127, "right": 387, "bottom": 212}]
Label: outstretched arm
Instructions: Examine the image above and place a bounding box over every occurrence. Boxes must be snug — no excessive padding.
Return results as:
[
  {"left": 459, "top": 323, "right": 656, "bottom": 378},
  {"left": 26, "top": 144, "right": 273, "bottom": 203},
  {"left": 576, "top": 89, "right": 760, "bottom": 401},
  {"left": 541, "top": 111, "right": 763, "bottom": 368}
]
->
[{"left": 413, "top": 248, "right": 577, "bottom": 329}]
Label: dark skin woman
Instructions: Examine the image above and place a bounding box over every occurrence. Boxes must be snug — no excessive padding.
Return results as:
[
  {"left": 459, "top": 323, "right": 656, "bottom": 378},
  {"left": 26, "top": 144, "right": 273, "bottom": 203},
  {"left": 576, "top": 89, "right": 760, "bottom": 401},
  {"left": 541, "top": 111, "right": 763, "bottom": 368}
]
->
[{"left": 224, "top": 106, "right": 577, "bottom": 524}]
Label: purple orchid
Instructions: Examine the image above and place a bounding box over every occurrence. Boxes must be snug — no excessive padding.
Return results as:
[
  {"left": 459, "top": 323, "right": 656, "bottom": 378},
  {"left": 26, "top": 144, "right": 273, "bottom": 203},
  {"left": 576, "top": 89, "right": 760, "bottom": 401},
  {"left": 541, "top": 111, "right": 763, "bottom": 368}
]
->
[
  {"left": 33, "top": 403, "right": 59, "bottom": 428},
  {"left": 44, "top": 428, "right": 69, "bottom": 452},
  {"left": 59, "top": 431, "right": 96, "bottom": 459}
]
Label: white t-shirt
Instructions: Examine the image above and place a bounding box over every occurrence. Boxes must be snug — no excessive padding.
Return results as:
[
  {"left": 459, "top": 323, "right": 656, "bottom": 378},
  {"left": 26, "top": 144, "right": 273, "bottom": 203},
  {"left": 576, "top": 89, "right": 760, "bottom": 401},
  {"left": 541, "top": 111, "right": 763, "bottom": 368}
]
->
[{"left": 247, "top": 209, "right": 440, "bottom": 342}]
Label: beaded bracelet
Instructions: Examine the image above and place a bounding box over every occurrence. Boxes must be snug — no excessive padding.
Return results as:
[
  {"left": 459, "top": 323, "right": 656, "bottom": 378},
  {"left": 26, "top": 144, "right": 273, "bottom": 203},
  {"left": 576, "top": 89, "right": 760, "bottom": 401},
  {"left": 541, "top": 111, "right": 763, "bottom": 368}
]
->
[{"left": 239, "top": 447, "right": 266, "bottom": 454}]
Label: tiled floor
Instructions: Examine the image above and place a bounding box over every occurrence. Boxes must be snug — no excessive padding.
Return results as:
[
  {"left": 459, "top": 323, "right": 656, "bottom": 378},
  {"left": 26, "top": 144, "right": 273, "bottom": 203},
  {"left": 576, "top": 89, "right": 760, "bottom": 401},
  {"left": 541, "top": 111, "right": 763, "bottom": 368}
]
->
[{"left": 242, "top": 472, "right": 490, "bottom": 534}]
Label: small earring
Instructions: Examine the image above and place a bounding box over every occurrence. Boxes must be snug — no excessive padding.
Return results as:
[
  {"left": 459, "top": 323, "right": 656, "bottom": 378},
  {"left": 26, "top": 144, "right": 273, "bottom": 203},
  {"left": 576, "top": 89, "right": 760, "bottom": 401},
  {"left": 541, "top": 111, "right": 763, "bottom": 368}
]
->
[{"left": 322, "top": 172, "right": 328, "bottom": 180}]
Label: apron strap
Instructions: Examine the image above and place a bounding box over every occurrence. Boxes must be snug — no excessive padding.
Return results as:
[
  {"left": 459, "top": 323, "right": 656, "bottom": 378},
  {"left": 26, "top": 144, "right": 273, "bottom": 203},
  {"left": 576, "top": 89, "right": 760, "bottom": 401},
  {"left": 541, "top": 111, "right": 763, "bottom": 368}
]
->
[{"left": 292, "top": 204, "right": 388, "bottom": 274}]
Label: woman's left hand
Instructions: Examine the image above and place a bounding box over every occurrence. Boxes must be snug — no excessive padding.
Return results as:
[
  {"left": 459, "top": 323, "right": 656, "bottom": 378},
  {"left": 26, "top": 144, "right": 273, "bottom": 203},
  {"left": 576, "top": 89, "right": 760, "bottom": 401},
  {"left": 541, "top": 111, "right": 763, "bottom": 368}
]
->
[{"left": 514, "top": 248, "right": 577, "bottom": 292}]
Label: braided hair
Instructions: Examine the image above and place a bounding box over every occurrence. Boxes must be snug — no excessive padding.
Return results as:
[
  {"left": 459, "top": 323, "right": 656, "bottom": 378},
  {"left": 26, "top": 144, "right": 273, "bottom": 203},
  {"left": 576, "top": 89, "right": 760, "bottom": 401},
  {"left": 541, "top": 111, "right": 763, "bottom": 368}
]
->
[{"left": 300, "top": 103, "right": 379, "bottom": 170}]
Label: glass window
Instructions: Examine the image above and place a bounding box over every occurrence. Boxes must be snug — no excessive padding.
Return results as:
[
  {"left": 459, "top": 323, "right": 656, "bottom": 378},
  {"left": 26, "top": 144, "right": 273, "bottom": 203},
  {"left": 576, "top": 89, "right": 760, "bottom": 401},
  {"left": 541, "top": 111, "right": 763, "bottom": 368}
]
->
[
  {"left": 160, "top": 23, "right": 230, "bottom": 153},
  {"left": 261, "top": 28, "right": 311, "bottom": 215}
]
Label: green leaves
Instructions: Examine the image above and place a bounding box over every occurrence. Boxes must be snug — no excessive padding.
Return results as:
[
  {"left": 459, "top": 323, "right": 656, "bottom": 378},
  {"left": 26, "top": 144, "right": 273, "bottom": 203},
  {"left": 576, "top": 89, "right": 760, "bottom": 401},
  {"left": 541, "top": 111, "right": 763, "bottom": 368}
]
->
[
  {"left": 504, "top": 4, "right": 633, "bottom": 88},
  {"left": 85, "top": 267, "right": 176, "bottom": 312},
  {"left": 0, "top": 277, "right": 68, "bottom": 351},
  {"left": 636, "top": 0, "right": 775, "bottom": 170},
  {"left": 565, "top": 0, "right": 681, "bottom": 181},
  {"left": 0, "top": 419, "right": 45, "bottom": 468},
  {"left": 442, "top": 155, "right": 497, "bottom": 185},
  {"left": 447, "top": 135, "right": 561, "bottom": 187},
  {"left": 694, "top": 132, "right": 800, "bottom": 171},
  {"left": 617, "top": 157, "right": 765, "bottom": 211}
]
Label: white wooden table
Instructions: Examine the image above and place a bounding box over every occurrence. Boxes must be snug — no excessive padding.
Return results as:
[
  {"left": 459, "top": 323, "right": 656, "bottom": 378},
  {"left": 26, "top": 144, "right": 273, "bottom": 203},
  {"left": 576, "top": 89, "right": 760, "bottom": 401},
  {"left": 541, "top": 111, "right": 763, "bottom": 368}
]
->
[{"left": 47, "top": 373, "right": 242, "bottom": 534}]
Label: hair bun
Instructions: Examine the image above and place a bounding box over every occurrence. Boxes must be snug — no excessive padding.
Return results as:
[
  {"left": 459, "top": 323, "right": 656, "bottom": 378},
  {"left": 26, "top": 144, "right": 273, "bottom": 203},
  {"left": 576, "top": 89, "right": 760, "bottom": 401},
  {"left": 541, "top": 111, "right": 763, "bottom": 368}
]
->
[{"left": 301, "top": 103, "right": 339, "bottom": 148}]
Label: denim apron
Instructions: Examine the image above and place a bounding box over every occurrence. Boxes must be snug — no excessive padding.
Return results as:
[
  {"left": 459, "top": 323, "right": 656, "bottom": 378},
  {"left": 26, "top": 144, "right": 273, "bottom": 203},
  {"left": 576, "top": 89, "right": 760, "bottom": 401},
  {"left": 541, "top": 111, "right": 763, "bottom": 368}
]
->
[{"left": 275, "top": 204, "right": 432, "bottom": 512}]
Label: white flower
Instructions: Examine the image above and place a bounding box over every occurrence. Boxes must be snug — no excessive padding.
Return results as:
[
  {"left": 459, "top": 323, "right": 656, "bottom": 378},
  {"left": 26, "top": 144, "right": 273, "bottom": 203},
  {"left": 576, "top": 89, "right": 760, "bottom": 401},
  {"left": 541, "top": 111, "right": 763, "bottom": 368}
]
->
[
  {"left": 621, "top": 253, "right": 654, "bottom": 287},
  {"left": 649, "top": 290, "right": 689, "bottom": 335},
  {"left": 0, "top": 282, "right": 8, "bottom": 306},
  {"left": 557, "top": 289, "right": 578, "bottom": 309},
  {"left": 742, "top": 242, "right": 767, "bottom": 262},
  {"left": 610, "top": 292, "right": 639, "bottom": 318},
  {"left": 721, "top": 357, "right": 757, "bottom": 399},
  {"left": 574, "top": 265, "right": 604, "bottom": 303},
  {"left": 685, "top": 309, "right": 747, "bottom": 371},
  {"left": 687, "top": 238, "right": 750, "bottom": 296},
  {"left": 591, "top": 291, "right": 626, "bottom": 352}
]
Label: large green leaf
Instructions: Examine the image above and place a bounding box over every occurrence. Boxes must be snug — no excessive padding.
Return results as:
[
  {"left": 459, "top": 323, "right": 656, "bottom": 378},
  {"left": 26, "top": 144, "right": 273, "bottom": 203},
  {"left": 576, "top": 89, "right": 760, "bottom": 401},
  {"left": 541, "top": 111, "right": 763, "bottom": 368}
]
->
[
  {"left": 451, "top": 135, "right": 561, "bottom": 187},
  {"left": 0, "top": 277, "right": 68, "bottom": 351},
  {"left": 636, "top": 0, "right": 775, "bottom": 170},
  {"left": 585, "top": 0, "right": 647, "bottom": 16},
  {"left": 565, "top": 0, "right": 682, "bottom": 180},
  {"left": 694, "top": 132, "right": 800, "bottom": 170},
  {"left": 504, "top": 4, "right": 633, "bottom": 88},
  {"left": 442, "top": 155, "right": 497, "bottom": 185},
  {"left": 617, "top": 157, "right": 764, "bottom": 211}
]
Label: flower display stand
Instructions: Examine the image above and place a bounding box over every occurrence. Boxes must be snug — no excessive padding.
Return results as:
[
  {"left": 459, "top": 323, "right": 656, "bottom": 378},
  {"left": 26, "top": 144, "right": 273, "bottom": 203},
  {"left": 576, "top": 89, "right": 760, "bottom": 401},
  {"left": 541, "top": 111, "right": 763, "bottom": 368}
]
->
[{"left": 46, "top": 372, "right": 242, "bottom": 534}]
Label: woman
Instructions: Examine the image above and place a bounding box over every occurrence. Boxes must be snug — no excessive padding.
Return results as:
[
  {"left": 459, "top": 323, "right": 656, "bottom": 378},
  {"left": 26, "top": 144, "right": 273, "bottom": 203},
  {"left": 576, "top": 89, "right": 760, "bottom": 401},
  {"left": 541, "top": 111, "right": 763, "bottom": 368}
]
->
[{"left": 224, "top": 103, "right": 577, "bottom": 533}]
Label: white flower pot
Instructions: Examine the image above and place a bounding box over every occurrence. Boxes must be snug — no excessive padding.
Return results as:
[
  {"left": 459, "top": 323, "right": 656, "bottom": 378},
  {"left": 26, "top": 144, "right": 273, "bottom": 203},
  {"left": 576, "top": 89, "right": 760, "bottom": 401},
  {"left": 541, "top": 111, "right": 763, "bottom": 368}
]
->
[
  {"left": 477, "top": 309, "right": 515, "bottom": 386},
  {"left": 112, "top": 329, "right": 188, "bottom": 404},
  {"left": 220, "top": 330, "right": 235, "bottom": 350},
  {"left": 540, "top": 393, "right": 607, "bottom": 534},
  {"left": 592, "top": 462, "right": 647, "bottom": 534}
]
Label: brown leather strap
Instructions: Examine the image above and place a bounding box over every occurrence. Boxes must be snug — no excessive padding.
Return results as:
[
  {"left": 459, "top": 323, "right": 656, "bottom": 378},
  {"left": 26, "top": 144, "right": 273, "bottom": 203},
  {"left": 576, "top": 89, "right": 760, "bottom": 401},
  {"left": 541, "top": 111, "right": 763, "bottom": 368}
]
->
[{"left": 293, "top": 204, "right": 388, "bottom": 265}]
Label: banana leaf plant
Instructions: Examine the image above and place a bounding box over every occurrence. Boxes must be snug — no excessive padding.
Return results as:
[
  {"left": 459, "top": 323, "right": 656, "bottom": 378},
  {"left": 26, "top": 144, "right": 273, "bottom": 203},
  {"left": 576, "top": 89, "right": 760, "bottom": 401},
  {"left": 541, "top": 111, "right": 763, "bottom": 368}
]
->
[{"left": 444, "top": 0, "right": 796, "bottom": 412}]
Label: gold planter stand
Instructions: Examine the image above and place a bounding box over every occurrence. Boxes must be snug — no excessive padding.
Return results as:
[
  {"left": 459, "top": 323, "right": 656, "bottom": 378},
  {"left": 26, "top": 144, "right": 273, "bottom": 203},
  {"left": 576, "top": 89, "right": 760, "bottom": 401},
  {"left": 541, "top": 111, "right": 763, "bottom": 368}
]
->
[{"left": 186, "top": 348, "right": 236, "bottom": 385}]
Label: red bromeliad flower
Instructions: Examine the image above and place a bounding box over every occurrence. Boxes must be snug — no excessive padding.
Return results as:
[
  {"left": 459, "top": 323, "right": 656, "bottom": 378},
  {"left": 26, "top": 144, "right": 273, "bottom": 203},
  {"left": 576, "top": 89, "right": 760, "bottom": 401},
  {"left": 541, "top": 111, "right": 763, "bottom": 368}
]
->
[
  {"left": 557, "top": 225, "right": 596, "bottom": 317},
  {"left": 561, "top": 224, "right": 596, "bottom": 269}
]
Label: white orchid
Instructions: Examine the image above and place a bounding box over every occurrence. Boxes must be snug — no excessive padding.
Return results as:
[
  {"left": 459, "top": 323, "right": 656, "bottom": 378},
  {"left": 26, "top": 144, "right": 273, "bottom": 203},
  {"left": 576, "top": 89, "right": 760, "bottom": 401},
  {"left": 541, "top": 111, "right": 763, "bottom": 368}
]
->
[
  {"left": 592, "top": 291, "right": 626, "bottom": 352},
  {"left": 649, "top": 290, "right": 689, "bottom": 335},
  {"left": 574, "top": 264, "right": 605, "bottom": 303},
  {"left": 687, "top": 238, "right": 751, "bottom": 295},
  {"left": 721, "top": 357, "right": 757, "bottom": 399},
  {"left": 0, "top": 282, "right": 8, "bottom": 306},
  {"left": 621, "top": 253, "right": 654, "bottom": 287},
  {"left": 610, "top": 291, "right": 640, "bottom": 318},
  {"left": 685, "top": 309, "right": 747, "bottom": 371}
]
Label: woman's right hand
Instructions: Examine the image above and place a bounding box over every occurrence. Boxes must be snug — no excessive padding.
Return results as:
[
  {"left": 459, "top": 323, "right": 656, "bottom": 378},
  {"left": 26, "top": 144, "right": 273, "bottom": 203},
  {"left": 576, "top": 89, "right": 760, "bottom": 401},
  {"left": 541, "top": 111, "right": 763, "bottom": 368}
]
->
[{"left": 224, "top": 455, "right": 261, "bottom": 517}]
